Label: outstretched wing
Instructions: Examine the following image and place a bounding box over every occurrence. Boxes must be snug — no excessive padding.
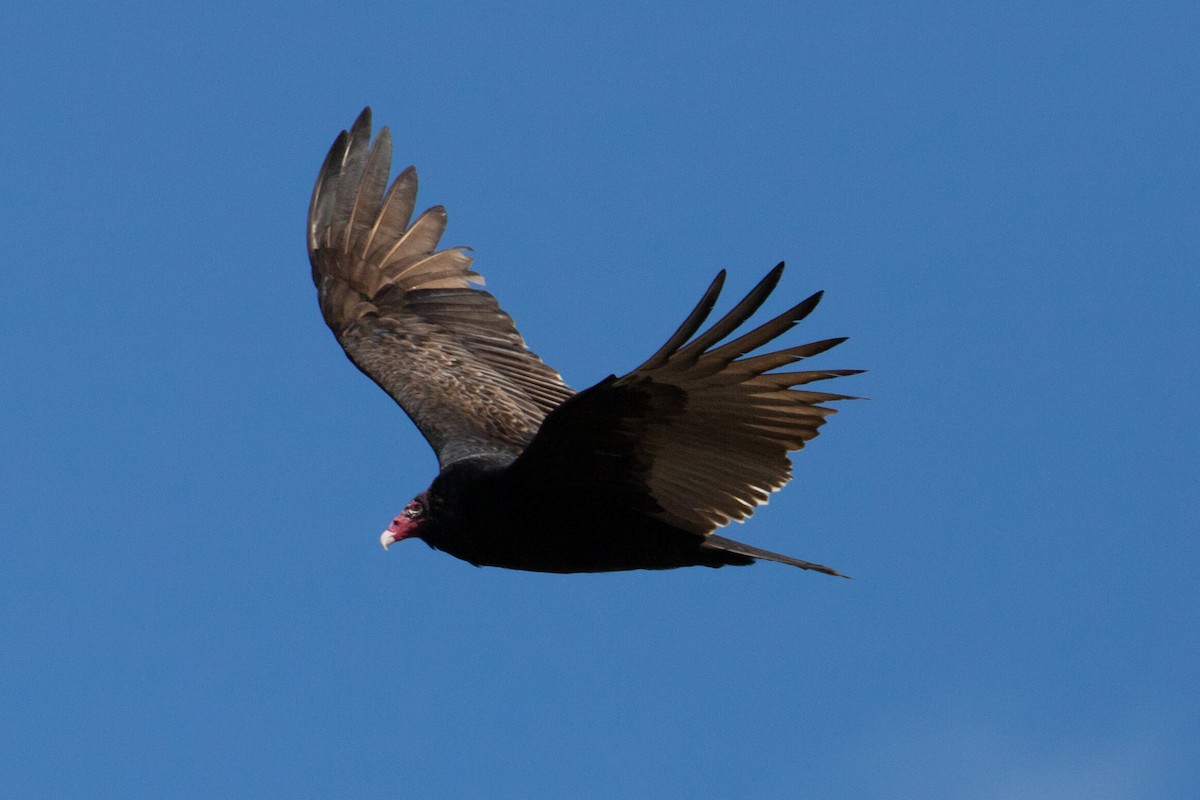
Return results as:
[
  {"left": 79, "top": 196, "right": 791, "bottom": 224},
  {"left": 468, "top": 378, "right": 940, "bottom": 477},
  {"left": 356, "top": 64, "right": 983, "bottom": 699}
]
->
[
  {"left": 309, "top": 109, "right": 574, "bottom": 467},
  {"left": 510, "top": 262, "right": 860, "bottom": 537}
]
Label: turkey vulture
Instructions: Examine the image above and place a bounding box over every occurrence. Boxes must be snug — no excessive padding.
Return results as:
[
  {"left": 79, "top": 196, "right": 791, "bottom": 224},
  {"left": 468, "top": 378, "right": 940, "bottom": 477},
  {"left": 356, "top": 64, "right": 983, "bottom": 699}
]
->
[{"left": 309, "top": 108, "right": 861, "bottom": 576}]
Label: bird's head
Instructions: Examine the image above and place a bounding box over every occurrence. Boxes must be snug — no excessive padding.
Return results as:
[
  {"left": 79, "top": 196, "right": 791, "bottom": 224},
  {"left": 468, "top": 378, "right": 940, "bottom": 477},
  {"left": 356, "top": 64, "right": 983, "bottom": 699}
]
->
[{"left": 380, "top": 493, "right": 430, "bottom": 549}]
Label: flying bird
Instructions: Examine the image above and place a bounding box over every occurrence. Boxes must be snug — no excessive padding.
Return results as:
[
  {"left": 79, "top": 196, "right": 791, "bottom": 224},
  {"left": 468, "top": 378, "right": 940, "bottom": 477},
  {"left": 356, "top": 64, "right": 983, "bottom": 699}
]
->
[{"left": 309, "top": 108, "right": 861, "bottom": 576}]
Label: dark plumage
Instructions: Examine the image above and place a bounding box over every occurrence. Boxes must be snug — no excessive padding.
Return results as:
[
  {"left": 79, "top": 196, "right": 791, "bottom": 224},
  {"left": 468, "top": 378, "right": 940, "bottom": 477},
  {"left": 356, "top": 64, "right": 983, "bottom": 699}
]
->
[{"left": 309, "top": 108, "right": 861, "bottom": 576}]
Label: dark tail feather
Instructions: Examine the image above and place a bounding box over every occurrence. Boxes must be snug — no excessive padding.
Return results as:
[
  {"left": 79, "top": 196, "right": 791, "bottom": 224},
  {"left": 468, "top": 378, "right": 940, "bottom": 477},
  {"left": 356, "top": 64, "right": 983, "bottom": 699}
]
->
[{"left": 703, "top": 534, "right": 850, "bottom": 579}]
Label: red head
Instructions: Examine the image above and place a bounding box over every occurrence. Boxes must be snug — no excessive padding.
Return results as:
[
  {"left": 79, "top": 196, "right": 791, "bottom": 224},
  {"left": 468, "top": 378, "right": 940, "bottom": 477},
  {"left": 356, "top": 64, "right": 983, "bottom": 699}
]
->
[{"left": 380, "top": 495, "right": 428, "bottom": 549}]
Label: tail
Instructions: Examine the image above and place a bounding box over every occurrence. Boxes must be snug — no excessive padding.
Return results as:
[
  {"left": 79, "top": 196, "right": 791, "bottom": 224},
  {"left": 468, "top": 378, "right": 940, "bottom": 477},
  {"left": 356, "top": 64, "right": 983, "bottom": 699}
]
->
[{"left": 703, "top": 534, "right": 850, "bottom": 579}]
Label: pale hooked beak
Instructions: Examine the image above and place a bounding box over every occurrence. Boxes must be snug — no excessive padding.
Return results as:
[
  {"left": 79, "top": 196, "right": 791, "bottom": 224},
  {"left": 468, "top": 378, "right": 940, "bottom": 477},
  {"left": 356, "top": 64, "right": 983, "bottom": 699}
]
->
[{"left": 380, "top": 514, "right": 418, "bottom": 550}]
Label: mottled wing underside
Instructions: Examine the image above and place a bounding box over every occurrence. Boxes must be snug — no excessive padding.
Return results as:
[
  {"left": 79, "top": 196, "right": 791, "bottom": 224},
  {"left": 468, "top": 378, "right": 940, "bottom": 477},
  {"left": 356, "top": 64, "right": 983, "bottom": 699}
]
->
[{"left": 308, "top": 109, "right": 573, "bottom": 466}]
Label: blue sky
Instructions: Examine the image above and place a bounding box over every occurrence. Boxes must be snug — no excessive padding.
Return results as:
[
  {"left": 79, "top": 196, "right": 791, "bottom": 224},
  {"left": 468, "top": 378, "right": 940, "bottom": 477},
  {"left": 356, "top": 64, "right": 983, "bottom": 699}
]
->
[{"left": 2, "top": 2, "right": 1197, "bottom": 797}]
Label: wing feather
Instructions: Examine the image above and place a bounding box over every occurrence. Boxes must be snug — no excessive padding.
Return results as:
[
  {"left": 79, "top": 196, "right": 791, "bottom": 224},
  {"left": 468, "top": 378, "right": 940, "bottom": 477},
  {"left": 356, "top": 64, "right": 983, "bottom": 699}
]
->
[
  {"left": 308, "top": 109, "right": 573, "bottom": 467},
  {"left": 361, "top": 165, "right": 417, "bottom": 261},
  {"left": 636, "top": 271, "right": 727, "bottom": 370}
]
